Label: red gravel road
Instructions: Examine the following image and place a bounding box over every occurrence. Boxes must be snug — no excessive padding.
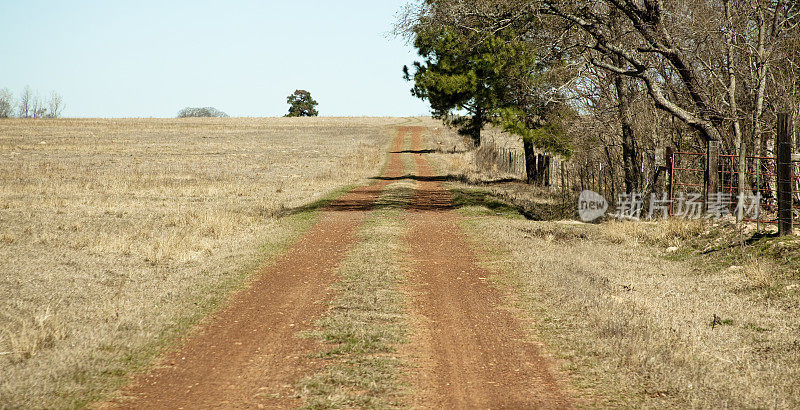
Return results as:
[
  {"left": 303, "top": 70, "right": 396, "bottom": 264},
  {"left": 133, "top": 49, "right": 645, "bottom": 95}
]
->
[
  {"left": 403, "top": 126, "right": 573, "bottom": 409},
  {"left": 106, "top": 131, "right": 407, "bottom": 409},
  {"left": 104, "top": 126, "right": 572, "bottom": 409}
]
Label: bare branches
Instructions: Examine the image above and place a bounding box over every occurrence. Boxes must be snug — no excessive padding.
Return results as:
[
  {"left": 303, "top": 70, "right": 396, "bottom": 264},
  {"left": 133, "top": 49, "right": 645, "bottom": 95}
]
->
[
  {"left": 13, "top": 86, "right": 64, "bottom": 118},
  {"left": 541, "top": 1, "right": 723, "bottom": 141}
]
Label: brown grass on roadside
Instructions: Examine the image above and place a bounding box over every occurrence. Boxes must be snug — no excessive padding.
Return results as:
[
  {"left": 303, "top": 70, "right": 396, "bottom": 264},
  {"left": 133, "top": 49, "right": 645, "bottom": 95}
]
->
[
  {"left": 432, "top": 169, "right": 800, "bottom": 406},
  {"left": 465, "top": 217, "right": 800, "bottom": 408},
  {"left": 423, "top": 126, "right": 568, "bottom": 221},
  {"left": 425, "top": 126, "right": 523, "bottom": 183},
  {"left": 421, "top": 119, "right": 800, "bottom": 407},
  {"left": 0, "top": 117, "right": 409, "bottom": 408}
]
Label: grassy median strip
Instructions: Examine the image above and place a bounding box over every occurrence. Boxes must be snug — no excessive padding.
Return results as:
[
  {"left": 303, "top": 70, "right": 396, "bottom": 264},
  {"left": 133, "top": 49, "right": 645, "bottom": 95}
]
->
[{"left": 297, "top": 181, "right": 415, "bottom": 409}]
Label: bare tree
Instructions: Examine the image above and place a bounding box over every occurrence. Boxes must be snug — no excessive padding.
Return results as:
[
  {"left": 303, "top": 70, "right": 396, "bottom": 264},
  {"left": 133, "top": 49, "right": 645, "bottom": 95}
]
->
[
  {"left": 18, "top": 85, "right": 32, "bottom": 118},
  {"left": 47, "top": 91, "right": 63, "bottom": 118},
  {"left": 30, "top": 92, "right": 45, "bottom": 118},
  {"left": 722, "top": 0, "right": 747, "bottom": 220},
  {"left": 0, "top": 88, "right": 14, "bottom": 118}
]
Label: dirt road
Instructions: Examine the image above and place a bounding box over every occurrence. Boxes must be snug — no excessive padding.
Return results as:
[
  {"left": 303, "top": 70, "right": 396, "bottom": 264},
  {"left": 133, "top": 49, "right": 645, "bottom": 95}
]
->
[
  {"left": 111, "top": 132, "right": 406, "bottom": 408},
  {"left": 403, "top": 127, "right": 572, "bottom": 408},
  {"left": 110, "top": 126, "right": 570, "bottom": 408}
]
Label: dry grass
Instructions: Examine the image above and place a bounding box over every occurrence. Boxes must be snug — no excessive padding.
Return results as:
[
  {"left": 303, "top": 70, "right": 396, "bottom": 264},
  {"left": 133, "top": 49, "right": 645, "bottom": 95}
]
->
[
  {"left": 423, "top": 126, "right": 567, "bottom": 221},
  {"left": 0, "top": 117, "right": 410, "bottom": 408},
  {"left": 424, "top": 125, "right": 522, "bottom": 183},
  {"left": 435, "top": 181, "right": 800, "bottom": 406},
  {"left": 420, "top": 120, "right": 800, "bottom": 407},
  {"left": 467, "top": 218, "right": 800, "bottom": 408}
]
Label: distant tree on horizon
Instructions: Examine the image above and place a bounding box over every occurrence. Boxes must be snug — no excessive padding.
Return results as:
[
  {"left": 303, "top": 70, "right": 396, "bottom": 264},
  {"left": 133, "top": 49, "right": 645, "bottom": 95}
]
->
[
  {"left": 18, "top": 86, "right": 32, "bottom": 118},
  {"left": 47, "top": 91, "right": 64, "bottom": 118},
  {"left": 177, "top": 107, "right": 229, "bottom": 118},
  {"left": 0, "top": 88, "right": 14, "bottom": 118},
  {"left": 285, "top": 90, "right": 318, "bottom": 117}
]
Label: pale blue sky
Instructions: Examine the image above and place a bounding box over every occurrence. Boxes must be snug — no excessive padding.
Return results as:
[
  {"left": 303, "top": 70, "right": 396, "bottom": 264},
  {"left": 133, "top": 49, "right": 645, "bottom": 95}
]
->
[{"left": 0, "top": 0, "right": 430, "bottom": 117}]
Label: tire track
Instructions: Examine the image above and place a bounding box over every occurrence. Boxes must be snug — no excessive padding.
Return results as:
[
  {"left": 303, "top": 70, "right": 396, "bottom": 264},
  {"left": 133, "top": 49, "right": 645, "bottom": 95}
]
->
[
  {"left": 402, "top": 126, "right": 573, "bottom": 409},
  {"left": 107, "top": 129, "right": 409, "bottom": 409}
]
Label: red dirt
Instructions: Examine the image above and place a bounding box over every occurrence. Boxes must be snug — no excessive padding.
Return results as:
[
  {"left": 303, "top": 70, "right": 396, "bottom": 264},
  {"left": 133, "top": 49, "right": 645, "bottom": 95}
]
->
[
  {"left": 106, "top": 131, "right": 407, "bottom": 409},
  {"left": 104, "top": 126, "right": 572, "bottom": 409},
  {"left": 403, "top": 127, "right": 573, "bottom": 409}
]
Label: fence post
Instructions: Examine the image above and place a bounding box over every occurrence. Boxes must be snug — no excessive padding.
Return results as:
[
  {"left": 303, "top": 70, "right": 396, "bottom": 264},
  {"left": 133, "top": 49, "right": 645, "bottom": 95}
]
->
[
  {"left": 777, "top": 113, "right": 794, "bottom": 236},
  {"left": 666, "top": 147, "right": 674, "bottom": 215},
  {"left": 543, "top": 155, "right": 551, "bottom": 187},
  {"left": 538, "top": 154, "right": 547, "bottom": 186},
  {"left": 706, "top": 140, "right": 720, "bottom": 212},
  {"left": 561, "top": 161, "right": 566, "bottom": 205}
]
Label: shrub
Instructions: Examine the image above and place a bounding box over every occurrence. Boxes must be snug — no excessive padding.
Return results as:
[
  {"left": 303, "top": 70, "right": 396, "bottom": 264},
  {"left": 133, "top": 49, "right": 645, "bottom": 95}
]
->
[{"left": 177, "top": 107, "right": 229, "bottom": 118}]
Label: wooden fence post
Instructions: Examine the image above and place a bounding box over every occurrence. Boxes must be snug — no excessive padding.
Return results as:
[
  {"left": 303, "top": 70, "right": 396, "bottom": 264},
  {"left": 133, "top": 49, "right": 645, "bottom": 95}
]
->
[
  {"left": 537, "top": 154, "right": 546, "bottom": 186},
  {"left": 544, "top": 155, "right": 551, "bottom": 187},
  {"left": 666, "top": 147, "right": 674, "bottom": 215},
  {"left": 560, "top": 161, "right": 566, "bottom": 206},
  {"left": 777, "top": 113, "right": 794, "bottom": 236},
  {"left": 706, "top": 140, "right": 720, "bottom": 212}
]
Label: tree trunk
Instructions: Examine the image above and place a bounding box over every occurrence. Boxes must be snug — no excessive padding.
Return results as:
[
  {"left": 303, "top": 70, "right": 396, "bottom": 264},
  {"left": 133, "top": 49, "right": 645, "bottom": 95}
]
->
[
  {"left": 725, "top": 0, "right": 747, "bottom": 221},
  {"left": 471, "top": 106, "right": 484, "bottom": 147},
  {"left": 612, "top": 65, "right": 640, "bottom": 193},
  {"left": 603, "top": 144, "right": 616, "bottom": 199},
  {"left": 751, "top": 3, "right": 779, "bottom": 199},
  {"left": 523, "top": 139, "right": 537, "bottom": 184},
  {"left": 537, "top": 154, "right": 547, "bottom": 186},
  {"left": 609, "top": 9, "right": 640, "bottom": 194}
]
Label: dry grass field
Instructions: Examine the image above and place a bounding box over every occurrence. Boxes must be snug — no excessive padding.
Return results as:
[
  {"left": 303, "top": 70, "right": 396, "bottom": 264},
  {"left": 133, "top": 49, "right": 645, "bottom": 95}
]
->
[
  {"left": 5, "top": 117, "right": 798, "bottom": 408},
  {"left": 0, "top": 117, "right": 413, "bottom": 407},
  {"left": 427, "top": 128, "right": 800, "bottom": 408},
  {"left": 470, "top": 219, "right": 800, "bottom": 408}
]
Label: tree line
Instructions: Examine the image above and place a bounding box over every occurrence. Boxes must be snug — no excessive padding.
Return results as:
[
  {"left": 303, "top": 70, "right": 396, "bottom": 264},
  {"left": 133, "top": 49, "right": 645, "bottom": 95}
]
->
[
  {"left": 0, "top": 86, "right": 64, "bottom": 118},
  {"left": 398, "top": 0, "right": 800, "bottom": 200},
  {"left": 3, "top": 87, "right": 322, "bottom": 119}
]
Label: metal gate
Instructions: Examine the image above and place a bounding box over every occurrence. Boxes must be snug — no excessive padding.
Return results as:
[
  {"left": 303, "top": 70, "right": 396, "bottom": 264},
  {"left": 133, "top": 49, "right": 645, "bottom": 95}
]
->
[{"left": 667, "top": 149, "right": 800, "bottom": 226}]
